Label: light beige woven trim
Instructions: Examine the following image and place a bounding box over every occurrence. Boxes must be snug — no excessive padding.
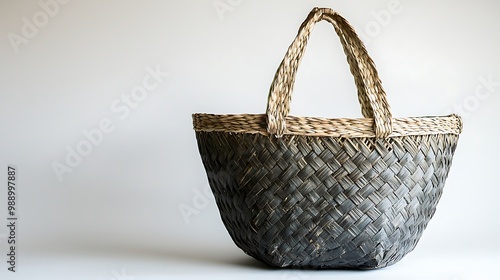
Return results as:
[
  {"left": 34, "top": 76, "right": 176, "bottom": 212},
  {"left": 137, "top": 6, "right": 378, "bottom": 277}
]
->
[{"left": 193, "top": 114, "right": 462, "bottom": 138}]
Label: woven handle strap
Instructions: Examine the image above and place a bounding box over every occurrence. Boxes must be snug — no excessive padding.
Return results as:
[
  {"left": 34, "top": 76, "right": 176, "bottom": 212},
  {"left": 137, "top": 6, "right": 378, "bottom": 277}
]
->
[{"left": 266, "top": 7, "right": 393, "bottom": 138}]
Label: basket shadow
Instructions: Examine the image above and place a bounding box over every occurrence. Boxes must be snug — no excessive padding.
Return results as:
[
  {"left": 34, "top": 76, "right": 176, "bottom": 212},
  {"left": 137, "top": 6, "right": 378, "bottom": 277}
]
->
[
  {"left": 161, "top": 244, "right": 274, "bottom": 270},
  {"left": 70, "top": 241, "right": 272, "bottom": 269},
  {"left": 52, "top": 240, "right": 381, "bottom": 272},
  {"left": 162, "top": 245, "right": 379, "bottom": 272}
]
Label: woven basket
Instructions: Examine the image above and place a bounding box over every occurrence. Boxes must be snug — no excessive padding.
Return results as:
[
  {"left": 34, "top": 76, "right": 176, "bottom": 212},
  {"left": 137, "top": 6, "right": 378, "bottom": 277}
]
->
[{"left": 193, "top": 7, "right": 462, "bottom": 269}]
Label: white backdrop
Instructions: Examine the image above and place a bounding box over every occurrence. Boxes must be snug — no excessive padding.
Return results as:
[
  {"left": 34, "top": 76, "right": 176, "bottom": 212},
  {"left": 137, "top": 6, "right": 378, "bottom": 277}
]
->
[{"left": 1, "top": 0, "right": 499, "bottom": 279}]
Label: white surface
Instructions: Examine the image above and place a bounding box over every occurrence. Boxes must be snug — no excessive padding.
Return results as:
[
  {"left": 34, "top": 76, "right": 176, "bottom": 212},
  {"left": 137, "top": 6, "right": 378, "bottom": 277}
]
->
[
  {"left": 5, "top": 245, "right": 500, "bottom": 280},
  {"left": 1, "top": 0, "right": 499, "bottom": 279}
]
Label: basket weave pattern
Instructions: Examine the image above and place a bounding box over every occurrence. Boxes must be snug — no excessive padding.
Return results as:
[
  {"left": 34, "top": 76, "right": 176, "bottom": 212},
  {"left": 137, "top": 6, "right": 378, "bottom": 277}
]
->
[
  {"left": 196, "top": 132, "right": 459, "bottom": 268},
  {"left": 193, "top": 7, "right": 461, "bottom": 269}
]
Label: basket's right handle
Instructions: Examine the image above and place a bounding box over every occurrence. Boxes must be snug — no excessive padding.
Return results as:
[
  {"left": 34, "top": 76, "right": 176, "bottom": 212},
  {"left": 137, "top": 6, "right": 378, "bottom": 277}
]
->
[{"left": 266, "top": 7, "right": 393, "bottom": 138}]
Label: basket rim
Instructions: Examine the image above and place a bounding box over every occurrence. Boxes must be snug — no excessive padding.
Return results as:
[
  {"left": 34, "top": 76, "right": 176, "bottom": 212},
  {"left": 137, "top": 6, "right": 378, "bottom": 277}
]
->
[{"left": 192, "top": 113, "right": 462, "bottom": 138}]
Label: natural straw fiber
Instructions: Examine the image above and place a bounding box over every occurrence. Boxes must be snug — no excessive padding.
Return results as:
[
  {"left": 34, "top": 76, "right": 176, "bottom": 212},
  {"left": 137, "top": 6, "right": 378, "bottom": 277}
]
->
[{"left": 192, "top": 7, "right": 462, "bottom": 269}]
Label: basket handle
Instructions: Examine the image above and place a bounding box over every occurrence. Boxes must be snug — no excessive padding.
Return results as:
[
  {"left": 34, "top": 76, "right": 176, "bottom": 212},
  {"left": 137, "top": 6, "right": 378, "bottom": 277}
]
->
[{"left": 266, "top": 7, "right": 393, "bottom": 138}]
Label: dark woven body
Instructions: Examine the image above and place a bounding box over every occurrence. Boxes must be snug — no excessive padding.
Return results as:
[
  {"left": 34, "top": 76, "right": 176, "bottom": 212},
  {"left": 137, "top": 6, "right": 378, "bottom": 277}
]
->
[{"left": 196, "top": 131, "right": 459, "bottom": 269}]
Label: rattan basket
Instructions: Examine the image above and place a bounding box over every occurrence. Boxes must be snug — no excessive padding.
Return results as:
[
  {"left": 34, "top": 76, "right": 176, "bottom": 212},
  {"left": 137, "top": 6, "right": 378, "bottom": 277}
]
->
[{"left": 192, "top": 7, "right": 462, "bottom": 269}]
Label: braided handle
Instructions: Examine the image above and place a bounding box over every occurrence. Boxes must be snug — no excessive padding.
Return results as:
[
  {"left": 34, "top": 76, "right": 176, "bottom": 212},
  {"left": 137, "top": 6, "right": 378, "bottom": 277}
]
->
[{"left": 266, "top": 7, "right": 393, "bottom": 138}]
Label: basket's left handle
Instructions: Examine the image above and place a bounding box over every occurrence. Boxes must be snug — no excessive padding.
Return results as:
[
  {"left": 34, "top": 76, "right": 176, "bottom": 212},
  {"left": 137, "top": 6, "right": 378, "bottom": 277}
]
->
[{"left": 266, "top": 7, "right": 393, "bottom": 138}]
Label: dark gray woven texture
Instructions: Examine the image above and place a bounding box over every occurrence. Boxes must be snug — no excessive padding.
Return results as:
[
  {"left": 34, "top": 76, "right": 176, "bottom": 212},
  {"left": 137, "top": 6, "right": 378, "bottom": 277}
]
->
[{"left": 196, "top": 132, "right": 459, "bottom": 269}]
